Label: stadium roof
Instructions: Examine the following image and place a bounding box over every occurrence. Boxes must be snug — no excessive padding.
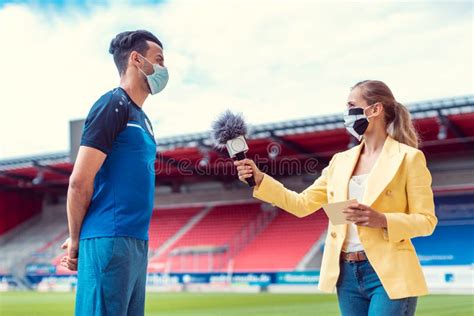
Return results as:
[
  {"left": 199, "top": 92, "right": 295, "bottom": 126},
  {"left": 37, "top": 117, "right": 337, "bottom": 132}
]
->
[{"left": 0, "top": 95, "right": 473, "bottom": 192}]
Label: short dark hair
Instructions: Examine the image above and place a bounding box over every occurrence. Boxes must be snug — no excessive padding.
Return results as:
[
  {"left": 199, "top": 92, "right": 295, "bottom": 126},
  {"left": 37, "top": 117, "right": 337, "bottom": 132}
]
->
[{"left": 109, "top": 30, "right": 163, "bottom": 75}]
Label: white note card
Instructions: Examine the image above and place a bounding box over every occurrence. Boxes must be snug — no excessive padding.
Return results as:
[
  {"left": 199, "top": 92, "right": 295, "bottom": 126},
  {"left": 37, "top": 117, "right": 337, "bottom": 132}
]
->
[{"left": 321, "top": 199, "right": 358, "bottom": 225}]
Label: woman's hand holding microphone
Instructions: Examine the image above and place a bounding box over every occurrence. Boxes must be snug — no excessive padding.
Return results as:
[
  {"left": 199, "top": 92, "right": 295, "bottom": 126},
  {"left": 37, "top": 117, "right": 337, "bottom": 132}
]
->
[{"left": 234, "top": 159, "right": 264, "bottom": 188}]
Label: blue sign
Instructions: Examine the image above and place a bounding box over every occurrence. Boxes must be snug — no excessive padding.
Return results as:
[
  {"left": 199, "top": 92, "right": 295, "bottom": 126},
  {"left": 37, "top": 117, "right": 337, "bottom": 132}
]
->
[
  {"left": 25, "top": 263, "right": 56, "bottom": 275},
  {"left": 24, "top": 271, "right": 322, "bottom": 286},
  {"left": 276, "top": 271, "right": 320, "bottom": 284}
]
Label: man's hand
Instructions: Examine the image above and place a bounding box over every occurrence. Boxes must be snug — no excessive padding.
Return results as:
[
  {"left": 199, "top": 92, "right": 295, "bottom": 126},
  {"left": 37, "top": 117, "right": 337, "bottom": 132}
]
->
[
  {"left": 60, "top": 237, "right": 79, "bottom": 271},
  {"left": 234, "top": 159, "right": 264, "bottom": 188},
  {"left": 343, "top": 202, "right": 387, "bottom": 228}
]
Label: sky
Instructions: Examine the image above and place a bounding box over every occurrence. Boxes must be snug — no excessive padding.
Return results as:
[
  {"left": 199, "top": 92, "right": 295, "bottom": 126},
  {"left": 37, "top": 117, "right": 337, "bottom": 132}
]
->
[{"left": 0, "top": 0, "right": 472, "bottom": 159}]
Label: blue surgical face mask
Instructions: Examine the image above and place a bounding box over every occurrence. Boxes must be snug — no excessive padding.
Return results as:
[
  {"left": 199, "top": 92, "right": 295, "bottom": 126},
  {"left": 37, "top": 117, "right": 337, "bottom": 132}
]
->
[{"left": 138, "top": 55, "right": 169, "bottom": 95}]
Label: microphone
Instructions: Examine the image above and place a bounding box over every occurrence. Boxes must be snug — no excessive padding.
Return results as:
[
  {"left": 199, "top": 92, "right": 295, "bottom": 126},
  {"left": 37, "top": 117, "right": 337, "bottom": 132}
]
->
[{"left": 211, "top": 110, "right": 256, "bottom": 187}]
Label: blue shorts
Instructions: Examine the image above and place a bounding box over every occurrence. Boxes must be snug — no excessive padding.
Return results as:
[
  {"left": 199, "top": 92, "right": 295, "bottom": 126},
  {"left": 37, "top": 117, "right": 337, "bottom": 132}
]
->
[{"left": 75, "top": 237, "right": 148, "bottom": 316}]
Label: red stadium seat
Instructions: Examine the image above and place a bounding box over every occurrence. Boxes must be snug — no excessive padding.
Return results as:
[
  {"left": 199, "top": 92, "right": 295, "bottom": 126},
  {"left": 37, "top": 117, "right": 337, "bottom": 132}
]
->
[{"left": 231, "top": 210, "right": 328, "bottom": 272}]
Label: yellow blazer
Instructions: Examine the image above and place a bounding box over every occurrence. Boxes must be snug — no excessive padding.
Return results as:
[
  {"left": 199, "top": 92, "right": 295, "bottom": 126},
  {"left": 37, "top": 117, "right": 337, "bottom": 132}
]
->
[{"left": 253, "top": 135, "right": 437, "bottom": 299}]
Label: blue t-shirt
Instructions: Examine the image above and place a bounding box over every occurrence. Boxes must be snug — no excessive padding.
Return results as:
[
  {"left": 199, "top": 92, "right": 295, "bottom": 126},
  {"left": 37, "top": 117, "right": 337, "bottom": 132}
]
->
[{"left": 79, "top": 87, "right": 156, "bottom": 241}]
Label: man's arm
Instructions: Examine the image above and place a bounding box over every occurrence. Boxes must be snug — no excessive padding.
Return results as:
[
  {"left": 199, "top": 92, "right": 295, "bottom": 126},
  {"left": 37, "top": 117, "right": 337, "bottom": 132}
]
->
[
  {"left": 68, "top": 145, "right": 106, "bottom": 242},
  {"left": 61, "top": 92, "right": 129, "bottom": 271},
  {"left": 61, "top": 146, "right": 106, "bottom": 271}
]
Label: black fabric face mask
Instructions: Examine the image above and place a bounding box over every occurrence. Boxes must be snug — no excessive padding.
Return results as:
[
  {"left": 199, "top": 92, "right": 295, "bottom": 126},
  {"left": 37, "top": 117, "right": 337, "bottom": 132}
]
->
[{"left": 343, "top": 107, "right": 370, "bottom": 141}]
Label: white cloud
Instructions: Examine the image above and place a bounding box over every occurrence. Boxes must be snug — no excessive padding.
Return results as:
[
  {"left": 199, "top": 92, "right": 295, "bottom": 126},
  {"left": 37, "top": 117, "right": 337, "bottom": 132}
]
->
[{"left": 0, "top": 0, "right": 472, "bottom": 159}]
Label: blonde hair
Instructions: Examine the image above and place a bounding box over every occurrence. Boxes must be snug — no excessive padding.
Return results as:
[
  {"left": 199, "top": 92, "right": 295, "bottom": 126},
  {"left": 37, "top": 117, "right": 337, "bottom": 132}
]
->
[{"left": 352, "top": 80, "right": 419, "bottom": 148}]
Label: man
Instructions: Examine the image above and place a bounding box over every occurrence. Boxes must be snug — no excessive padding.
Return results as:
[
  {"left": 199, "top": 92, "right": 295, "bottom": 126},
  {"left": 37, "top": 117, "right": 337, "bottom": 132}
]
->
[{"left": 60, "top": 30, "right": 168, "bottom": 315}]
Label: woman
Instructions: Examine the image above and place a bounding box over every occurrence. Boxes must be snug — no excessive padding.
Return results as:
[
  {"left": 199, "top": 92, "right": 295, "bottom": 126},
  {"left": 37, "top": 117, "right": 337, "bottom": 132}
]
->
[{"left": 234, "top": 80, "right": 437, "bottom": 316}]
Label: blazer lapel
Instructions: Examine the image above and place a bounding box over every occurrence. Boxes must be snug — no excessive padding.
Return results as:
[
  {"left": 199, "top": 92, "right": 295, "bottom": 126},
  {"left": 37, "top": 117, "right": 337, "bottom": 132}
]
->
[
  {"left": 333, "top": 141, "right": 364, "bottom": 201},
  {"left": 362, "top": 136, "right": 406, "bottom": 206}
]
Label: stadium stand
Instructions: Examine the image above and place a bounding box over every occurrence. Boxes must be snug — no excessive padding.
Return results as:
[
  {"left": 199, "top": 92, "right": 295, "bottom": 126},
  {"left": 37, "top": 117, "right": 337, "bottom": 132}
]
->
[
  {"left": 415, "top": 223, "right": 474, "bottom": 266},
  {"left": 148, "top": 206, "right": 205, "bottom": 250},
  {"left": 0, "top": 203, "right": 67, "bottom": 286},
  {"left": 149, "top": 202, "right": 267, "bottom": 273},
  {"left": 232, "top": 210, "right": 328, "bottom": 272},
  {"left": 413, "top": 193, "right": 474, "bottom": 266}
]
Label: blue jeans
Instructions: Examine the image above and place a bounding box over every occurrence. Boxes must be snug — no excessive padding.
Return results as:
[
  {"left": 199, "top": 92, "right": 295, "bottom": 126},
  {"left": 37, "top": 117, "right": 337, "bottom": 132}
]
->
[
  {"left": 75, "top": 237, "right": 148, "bottom": 316},
  {"left": 336, "top": 259, "right": 417, "bottom": 316}
]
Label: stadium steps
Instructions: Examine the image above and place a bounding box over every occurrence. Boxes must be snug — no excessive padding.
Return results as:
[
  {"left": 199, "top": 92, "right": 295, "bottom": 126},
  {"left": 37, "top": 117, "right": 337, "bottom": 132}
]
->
[
  {"left": 150, "top": 206, "right": 212, "bottom": 258},
  {"left": 35, "top": 228, "right": 69, "bottom": 253},
  {"left": 150, "top": 202, "right": 265, "bottom": 273},
  {"left": 0, "top": 207, "right": 67, "bottom": 271},
  {"left": 295, "top": 228, "right": 327, "bottom": 271},
  {"left": 0, "top": 212, "right": 42, "bottom": 246},
  {"left": 230, "top": 210, "right": 329, "bottom": 272},
  {"left": 219, "top": 205, "right": 279, "bottom": 270},
  {"left": 0, "top": 203, "right": 67, "bottom": 286}
]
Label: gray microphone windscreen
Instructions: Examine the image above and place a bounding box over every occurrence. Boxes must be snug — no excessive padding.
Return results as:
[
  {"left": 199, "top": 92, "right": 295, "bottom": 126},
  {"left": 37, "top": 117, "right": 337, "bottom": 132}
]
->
[{"left": 211, "top": 110, "right": 248, "bottom": 149}]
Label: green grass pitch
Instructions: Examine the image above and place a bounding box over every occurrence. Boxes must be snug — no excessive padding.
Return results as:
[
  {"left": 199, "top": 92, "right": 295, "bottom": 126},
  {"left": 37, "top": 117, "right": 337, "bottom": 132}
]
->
[{"left": 0, "top": 292, "right": 472, "bottom": 315}]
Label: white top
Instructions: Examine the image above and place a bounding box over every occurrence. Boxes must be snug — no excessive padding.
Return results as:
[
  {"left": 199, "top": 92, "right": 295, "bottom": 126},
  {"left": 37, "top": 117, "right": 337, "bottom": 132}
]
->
[{"left": 342, "top": 173, "right": 369, "bottom": 253}]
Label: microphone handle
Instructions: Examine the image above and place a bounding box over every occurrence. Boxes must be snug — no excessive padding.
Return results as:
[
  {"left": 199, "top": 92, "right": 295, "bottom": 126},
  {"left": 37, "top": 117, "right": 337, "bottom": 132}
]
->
[{"left": 234, "top": 151, "right": 256, "bottom": 187}]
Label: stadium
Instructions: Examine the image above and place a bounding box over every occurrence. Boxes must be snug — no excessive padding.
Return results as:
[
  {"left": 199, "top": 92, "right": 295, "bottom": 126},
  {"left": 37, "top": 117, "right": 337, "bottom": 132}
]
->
[{"left": 0, "top": 95, "right": 473, "bottom": 315}]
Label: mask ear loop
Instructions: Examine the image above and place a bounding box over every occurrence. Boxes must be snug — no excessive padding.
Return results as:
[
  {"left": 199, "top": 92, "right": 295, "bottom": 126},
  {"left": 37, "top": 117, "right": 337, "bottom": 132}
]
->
[
  {"left": 136, "top": 54, "right": 153, "bottom": 76},
  {"left": 364, "top": 103, "right": 379, "bottom": 120},
  {"left": 135, "top": 54, "right": 154, "bottom": 94}
]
